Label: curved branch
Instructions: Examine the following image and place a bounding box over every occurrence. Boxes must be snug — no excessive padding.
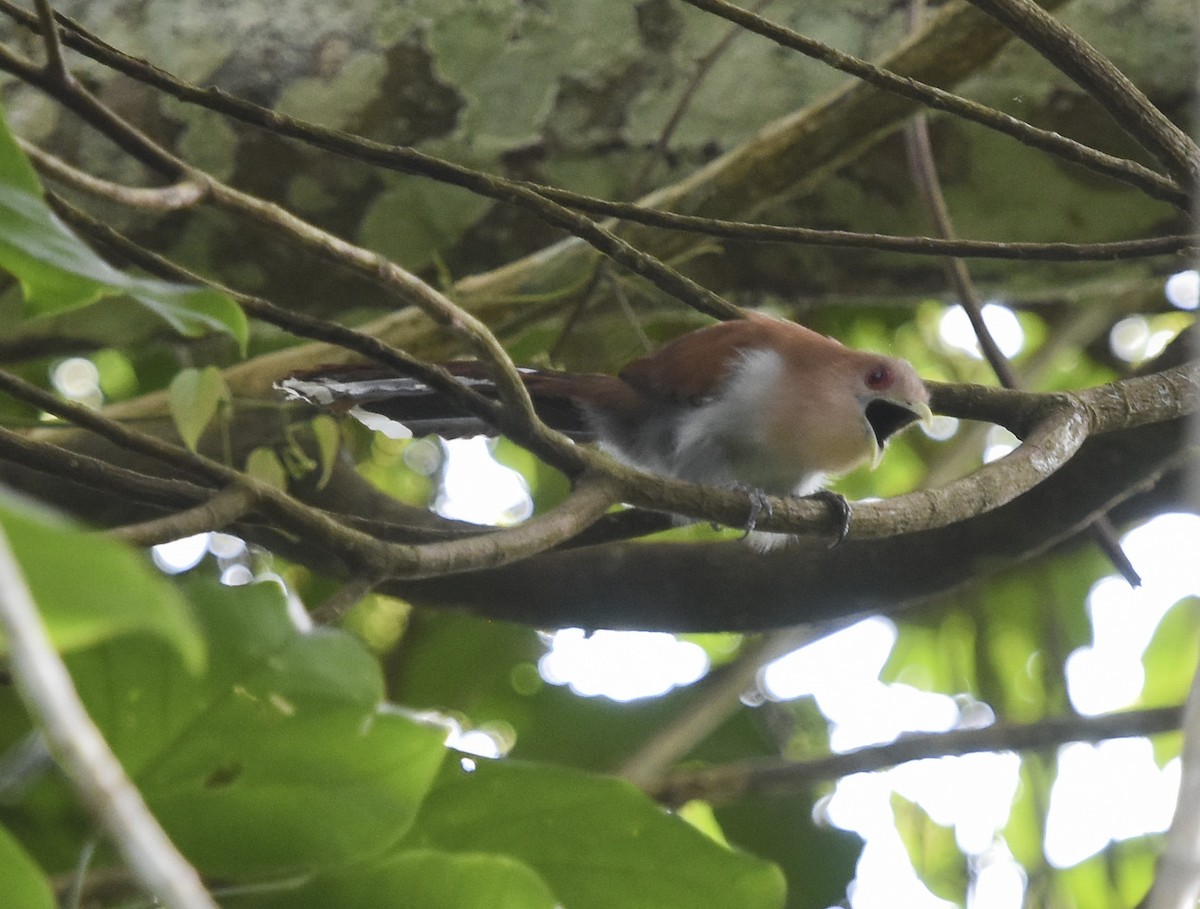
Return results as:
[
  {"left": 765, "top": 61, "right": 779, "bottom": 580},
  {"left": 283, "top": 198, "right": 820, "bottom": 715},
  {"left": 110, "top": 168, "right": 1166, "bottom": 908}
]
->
[
  {"left": 397, "top": 471, "right": 622, "bottom": 577},
  {"left": 394, "top": 375, "right": 1196, "bottom": 631},
  {"left": 21, "top": 138, "right": 207, "bottom": 211}
]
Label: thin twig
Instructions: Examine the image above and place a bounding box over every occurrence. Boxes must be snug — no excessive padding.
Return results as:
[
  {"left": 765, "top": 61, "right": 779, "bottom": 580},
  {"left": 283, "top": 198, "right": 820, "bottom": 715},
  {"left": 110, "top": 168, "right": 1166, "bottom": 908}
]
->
[
  {"left": 0, "top": 423, "right": 213, "bottom": 512},
  {"left": 527, "top": 190, "right": 1196, "bottom": 261},
  {"left": 904, "top": 122, "right": 1143, "bottom": 584},
  {"left": 648, "top": 704, "right": 1184, "bottom": 806},
  {"left": 631, "top": 0, "right": 774, "bottom": 194},
  {"left": 32, "top": 0, "right": 67, "bottom": 80},
  {"left": 107, "top": 483, "right": 258, "bottom": 547},
  {"left": 21, "top": 138, "right": 206, "bottom": 210},
  {"left": 0, "top": 524, "right": 218, "bottom": 909}
]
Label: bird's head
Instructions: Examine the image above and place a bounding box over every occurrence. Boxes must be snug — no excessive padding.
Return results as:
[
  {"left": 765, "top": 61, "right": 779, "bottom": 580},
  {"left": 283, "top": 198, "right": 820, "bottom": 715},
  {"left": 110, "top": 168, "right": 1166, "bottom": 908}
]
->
[{"left": 856, "top": 357, "right": 934, "bottom": 467}]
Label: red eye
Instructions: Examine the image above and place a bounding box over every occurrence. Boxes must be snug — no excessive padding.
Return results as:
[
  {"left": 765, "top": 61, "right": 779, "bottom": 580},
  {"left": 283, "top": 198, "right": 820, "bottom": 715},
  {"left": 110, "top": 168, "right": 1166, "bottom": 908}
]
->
[{"left": 866, "top": 364, "right": 892, "bottom": 389}]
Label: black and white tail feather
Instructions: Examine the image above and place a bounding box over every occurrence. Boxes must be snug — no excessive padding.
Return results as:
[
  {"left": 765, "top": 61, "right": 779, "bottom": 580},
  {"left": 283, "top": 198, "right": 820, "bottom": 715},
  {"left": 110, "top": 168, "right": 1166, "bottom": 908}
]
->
[{"left": 276, "top": 364, "right": 597, "bottom": 441}]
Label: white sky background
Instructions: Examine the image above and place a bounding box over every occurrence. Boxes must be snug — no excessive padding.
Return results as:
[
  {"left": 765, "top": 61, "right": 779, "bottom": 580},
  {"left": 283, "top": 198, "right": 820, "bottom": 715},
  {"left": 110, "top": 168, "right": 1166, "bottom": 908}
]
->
[{"left": 137, "top": 275, "right": 1200, "bottom": 907}]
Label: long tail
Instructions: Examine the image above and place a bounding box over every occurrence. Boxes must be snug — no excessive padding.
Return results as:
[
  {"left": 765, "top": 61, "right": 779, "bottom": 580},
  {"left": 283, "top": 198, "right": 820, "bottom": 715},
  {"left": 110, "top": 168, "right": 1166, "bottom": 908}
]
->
[{"left": 276, "top": 362, "right": 603, "bottom": 441}]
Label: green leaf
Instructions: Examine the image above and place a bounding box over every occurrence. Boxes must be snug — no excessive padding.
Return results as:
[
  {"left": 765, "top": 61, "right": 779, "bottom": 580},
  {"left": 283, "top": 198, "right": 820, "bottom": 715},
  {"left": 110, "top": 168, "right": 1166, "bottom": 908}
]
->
[
  {"left": 0, "top": 106, "right": 246, "bottom": 351},
  {"left": 1054, "top": 839, "right": 1159, "bottom": 909},
  {"left": 310, "top": 414, "right": 340, "bottom": 490},
  {"left": 360, "top": 176, "right": 491, "bottom": 273},
  {"left": 890, "top": 792, "right": 966, "bottom": 903},
  {"left": 1140, "top": 596, "right": 1200, "bottom": 708},
  {"left": 169, "top": 366, "right": 230, "bottom": 451},
  {"left": 716, "top": 793, "right": 861, "bottom": 909},
  {"left": 67, "top": 577, "right": 447, "bottom": 879},
  {"left": 403, "top": 759, "right": 786, "bottom": 909},
  {"left": 245, "top": 447, "right": 287, "bottom": 490},
  {"left": 230, "top": 849, "right": 558, "bottom": 909},
  {"left": 0, "top": 824, "right": 55, "bottom": 909},
  {"left": 0, "top": 489, "right": 204, "bottom": 672},
  {"left": 1003, "top": 757, "right": 1052, "bottom": 873}
]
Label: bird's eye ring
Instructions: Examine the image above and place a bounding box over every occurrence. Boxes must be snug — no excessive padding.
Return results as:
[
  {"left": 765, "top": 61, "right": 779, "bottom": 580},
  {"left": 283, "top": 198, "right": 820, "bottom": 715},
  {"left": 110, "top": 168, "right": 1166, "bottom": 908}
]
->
[{"left": 866, "top": 364, "right": 892, "bottom": 389}]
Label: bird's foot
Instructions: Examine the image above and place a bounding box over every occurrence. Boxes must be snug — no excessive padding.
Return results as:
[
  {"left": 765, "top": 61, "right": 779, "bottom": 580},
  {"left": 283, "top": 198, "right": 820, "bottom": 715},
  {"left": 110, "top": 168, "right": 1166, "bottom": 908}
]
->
[{"left": 805, "top": 489, "right": 851, "bottom": 547}]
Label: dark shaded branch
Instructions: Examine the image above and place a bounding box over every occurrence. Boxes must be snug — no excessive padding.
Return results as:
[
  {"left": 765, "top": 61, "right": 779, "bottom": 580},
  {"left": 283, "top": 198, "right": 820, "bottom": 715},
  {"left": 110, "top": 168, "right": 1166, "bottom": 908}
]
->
[
  {"left": 28, "top": 117, "right": 1192, "bottom": 265},
  {"left": 0, "top": 425, "right": 212, "bottom": 514},
  {"left": 531, "top": 198, "right": 1196, "bottom": 262}
]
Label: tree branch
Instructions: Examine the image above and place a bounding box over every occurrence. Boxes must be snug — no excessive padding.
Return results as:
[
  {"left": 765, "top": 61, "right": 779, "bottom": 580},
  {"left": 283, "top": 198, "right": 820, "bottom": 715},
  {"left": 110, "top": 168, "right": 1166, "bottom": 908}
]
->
[
  {"left": 646, "top": 705, "right": 1185, "bottom": 807},
  {"left": 393, "top": 375, "right": 1196, "bottom": 630},
  {"left": 107, "top": 484, "right": 258, "bottom": 547}
]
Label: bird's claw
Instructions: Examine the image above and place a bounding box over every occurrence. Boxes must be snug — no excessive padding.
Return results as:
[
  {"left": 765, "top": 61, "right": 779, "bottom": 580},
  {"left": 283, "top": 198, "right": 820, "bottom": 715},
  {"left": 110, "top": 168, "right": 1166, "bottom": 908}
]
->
[
  {"left": 729, "top": 487, "right": 848, "bottom": 547},
  {"left": 727, "top": 485, "right": 773, "bottom": 538},
  {"left": 744, "top": 488, "right": 774, "bottom": 538},
  {"left": 806, "top": 489, "right": 851, "bottom": 547}
]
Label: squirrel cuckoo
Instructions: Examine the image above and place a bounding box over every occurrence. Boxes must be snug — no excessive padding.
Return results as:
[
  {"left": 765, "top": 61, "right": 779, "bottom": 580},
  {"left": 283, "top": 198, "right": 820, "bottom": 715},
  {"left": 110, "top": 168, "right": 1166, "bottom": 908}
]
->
[{"left": 278, "top": 313, "right": 932, "bottom": 543}]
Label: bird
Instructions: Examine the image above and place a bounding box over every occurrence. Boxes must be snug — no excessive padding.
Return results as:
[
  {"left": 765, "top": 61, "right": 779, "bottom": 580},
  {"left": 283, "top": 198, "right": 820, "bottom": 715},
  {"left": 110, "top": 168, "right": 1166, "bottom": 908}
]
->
[{"left": 277, "top": 313, "right": 933, "bottom": 544}]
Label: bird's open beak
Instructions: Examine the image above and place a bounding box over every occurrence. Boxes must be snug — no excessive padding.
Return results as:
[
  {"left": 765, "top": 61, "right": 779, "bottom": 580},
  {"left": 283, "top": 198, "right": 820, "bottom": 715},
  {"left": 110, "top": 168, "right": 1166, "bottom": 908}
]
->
[{"left": 865, "top": 399, "right": 935, "bottom": 467}]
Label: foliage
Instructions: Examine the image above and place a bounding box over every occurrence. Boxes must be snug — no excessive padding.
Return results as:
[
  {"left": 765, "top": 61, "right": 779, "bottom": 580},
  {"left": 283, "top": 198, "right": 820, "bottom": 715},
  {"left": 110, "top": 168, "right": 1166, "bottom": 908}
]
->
[
  {"left": 0, "top": 501, "right": 781, "bottom": 908},
  {"left": 0, "top": 105, "right": 246, "bottom": 353}
]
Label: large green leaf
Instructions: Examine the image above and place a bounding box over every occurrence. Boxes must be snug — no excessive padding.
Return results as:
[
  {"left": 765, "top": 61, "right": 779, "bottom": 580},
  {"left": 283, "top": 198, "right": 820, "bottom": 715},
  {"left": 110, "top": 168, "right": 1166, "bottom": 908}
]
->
[
  {"left": 402, "top": 758, "right": 786, "bottom": 909},
  {"left": 230, "top": 849, "right": 559, "bottom": 909},
  {"left": 716, "top": 793, "right": 862, "bottom": 909},
  {"left": 0, "top": 106, "right": 246, "bottom": 351},
  {"left": 66, "top": 577, "right": 448, "bottom": 879},
  {"left": 0, "top": 823, "right": 55, "bottom": 909},
  {"left": 0, "top": 490, "right": 204, "bottom": 671}
]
